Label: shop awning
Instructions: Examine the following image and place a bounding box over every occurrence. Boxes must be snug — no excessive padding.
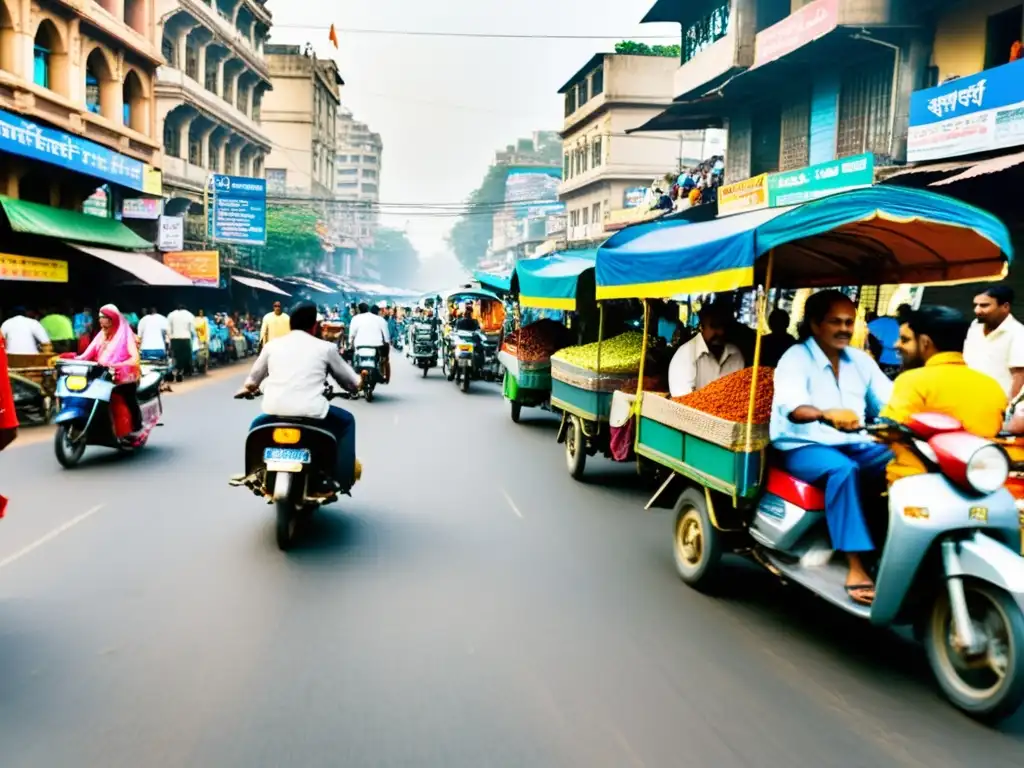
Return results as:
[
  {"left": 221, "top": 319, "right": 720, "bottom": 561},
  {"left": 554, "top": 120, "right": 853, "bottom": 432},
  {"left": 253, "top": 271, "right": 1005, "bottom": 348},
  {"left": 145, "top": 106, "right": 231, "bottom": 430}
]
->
[
  {"left": 233, "top": 275, "right": 291, "bottom": 296},
  {"left": 516, "top": 249, "right": 598, "bottom": 310},
  {"left": 68, "top": 244, "right": 192, "bottom": 286},
  {"left": 596, "top": 186, "right": 1012, "bottom": 299},
  {"left": 1, "top": 196, "right": 152, "bottom": 249},
  {"left": 473, "top": 269, "right": 512, "bottom": 294},
  {"left": 930, "top": 150, "right": 1024, "bottom": 186}
]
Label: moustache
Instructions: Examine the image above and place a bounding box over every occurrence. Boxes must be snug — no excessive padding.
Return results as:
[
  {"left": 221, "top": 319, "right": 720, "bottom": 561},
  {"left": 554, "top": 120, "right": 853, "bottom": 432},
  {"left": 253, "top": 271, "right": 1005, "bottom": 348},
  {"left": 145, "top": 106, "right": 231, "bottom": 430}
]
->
[{"left": 835, "top": 334, "right": 852, "bottom": 340}]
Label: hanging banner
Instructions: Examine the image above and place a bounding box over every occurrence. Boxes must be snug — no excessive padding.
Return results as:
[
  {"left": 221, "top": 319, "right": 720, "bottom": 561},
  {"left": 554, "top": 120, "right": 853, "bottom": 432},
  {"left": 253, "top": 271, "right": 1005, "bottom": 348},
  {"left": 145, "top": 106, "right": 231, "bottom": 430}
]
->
[
  {"left": 0, "top": 253, "right": 68, "bottom": 282},
  {"left": 162, "top": 250, "right": 219, "bottom": 287},
  {"left": 753, "top": 0, "right": 840, "bottom": 68},
  {"left": 767, "top": 153, "right": 874, "bottom": 207},
  {"left": 718, "top": 173, "right": 769, "bottom": 216}
]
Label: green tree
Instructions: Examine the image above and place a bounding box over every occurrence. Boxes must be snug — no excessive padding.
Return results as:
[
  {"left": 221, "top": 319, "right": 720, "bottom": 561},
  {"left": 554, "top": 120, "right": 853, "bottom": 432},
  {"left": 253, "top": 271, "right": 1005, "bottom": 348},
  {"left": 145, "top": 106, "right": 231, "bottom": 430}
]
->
[
  {"left": 615, "top": 40, "right": 680, "bottom": 58},
  {"left": 448, "top": 164, "right": 507, "bottom": 272},
  {"left": 366, "top": 227, "right": 420, "bottom": 288},
  {"left": 261, "top": 204, "right": 324, "bottom": 275}
]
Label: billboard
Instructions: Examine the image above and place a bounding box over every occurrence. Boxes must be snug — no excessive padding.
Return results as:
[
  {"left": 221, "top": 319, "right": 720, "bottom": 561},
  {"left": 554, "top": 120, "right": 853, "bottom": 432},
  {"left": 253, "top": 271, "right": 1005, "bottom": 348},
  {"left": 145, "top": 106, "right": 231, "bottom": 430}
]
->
[
  {"left": 209, "top": 174, "right": 267, "bottom": 246},
  {"left": 504, "top": 166, "right": 564, "bottom": 219}
]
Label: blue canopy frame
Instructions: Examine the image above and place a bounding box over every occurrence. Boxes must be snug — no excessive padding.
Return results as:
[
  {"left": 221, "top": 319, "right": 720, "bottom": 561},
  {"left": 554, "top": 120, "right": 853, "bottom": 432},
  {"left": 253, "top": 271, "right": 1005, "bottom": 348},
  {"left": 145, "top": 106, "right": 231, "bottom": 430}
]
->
[
  {"left": 515, "top": 249, "right": 597, "bottom": 310},
  {"left": 595, "top": 186, "right": 1013, "bottom": 300}
]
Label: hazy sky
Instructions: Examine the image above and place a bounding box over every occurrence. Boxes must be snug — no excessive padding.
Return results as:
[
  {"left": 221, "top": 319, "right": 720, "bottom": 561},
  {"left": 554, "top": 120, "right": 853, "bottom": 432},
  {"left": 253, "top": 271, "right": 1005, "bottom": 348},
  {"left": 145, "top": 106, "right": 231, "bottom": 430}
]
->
[{"left": 268, "top": 0, "right": 677, "bottom": 266}]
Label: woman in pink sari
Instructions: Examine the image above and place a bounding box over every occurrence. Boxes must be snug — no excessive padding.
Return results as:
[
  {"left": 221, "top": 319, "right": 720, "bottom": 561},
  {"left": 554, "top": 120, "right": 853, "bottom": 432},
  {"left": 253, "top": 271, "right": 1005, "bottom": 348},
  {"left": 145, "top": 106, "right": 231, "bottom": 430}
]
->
[{"left": 77, "top": 305, "right": 142, "bottom": 432}]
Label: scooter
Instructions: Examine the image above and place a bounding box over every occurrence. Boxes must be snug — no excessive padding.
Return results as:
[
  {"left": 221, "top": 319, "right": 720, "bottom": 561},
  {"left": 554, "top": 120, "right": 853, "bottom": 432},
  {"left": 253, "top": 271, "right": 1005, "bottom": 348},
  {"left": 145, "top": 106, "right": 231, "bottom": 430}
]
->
[
  {"left": 52, "top": 359, "right": 164, "bottom": 467},
  {"left": 410, "top": 322, "right": 438, "bottom": 378},
  {"left": 353, "top": 345, "right": 383, "bottom": 402},
  {"left": 446, "top": 330, "right": 476, "bottom": 393},
  {"left": 667, "top": 413, "right": 1024, "bottom": 722},
  {"left": 230, "top": 388, "right": 359, "bottom": 551}
]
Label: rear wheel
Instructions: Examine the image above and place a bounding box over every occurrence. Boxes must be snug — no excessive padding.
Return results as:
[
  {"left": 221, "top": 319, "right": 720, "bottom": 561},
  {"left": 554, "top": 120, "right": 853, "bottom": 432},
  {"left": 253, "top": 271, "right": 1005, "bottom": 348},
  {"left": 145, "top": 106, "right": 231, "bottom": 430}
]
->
[
  {"left": 54, "top": 423, "right": 87, "bottom": 468},
  {"left": 273, "top": 473, "right": 298, "bottom": 551},
  {"left": 925, "top": 582, "right": 1024, "bottom": 722},
  {"left": 672, "top": 486, "right": 724, "bottom": 592},
  {"left": 565, "top": 415, "right": 586, "bottom": 479},
  {"left": 365, "top": 385, "right": 375, "bottom": 403},
  {"left": 422, "top": 365, "right": 428, "bottom": 378},
  {"left": 511, "top": 401, "right": 522, "bottom": 423},
  {"left": 461, "top": 373, "right": 470, "bottom": 393}
]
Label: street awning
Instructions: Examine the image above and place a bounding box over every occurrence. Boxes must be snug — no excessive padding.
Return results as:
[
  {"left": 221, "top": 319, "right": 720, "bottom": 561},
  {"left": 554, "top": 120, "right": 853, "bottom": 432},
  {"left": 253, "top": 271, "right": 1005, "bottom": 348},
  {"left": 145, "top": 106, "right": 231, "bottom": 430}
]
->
[
  {"left": 1, "top": 196, "right": 152, "bottom": 249},
  {"left": 233, "top": 275, "right": 291, "bottom": 296},
  {"left": 930, "top": 150, "right": 1024, "bottom": 186},
  {"left": 67, "top": 244, "right": 192, "bottom": 285}
]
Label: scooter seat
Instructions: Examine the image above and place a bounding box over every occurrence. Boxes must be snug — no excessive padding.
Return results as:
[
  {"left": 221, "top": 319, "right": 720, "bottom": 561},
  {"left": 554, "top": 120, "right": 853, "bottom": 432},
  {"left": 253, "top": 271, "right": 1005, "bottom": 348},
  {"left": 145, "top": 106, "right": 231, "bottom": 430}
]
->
[{"left": 765, "top": 467, "right": 826, "bottom": 511}]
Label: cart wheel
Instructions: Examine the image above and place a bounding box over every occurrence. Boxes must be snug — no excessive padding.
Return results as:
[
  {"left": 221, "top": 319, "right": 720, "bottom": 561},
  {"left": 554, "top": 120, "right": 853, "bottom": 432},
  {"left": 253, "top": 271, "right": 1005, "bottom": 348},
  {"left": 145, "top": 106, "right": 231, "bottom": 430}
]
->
[
  {"left": 422, "top": 365, "right": 428, "bottom": 378},
  {"left": 565, "top": 415, "right": 587, "bottom": 480},
  {"left": 672, "top": 486, "right": 724, "bottom": 592},
  {"left": 510, "top": 401, "right": 522, "bottom": 423}
]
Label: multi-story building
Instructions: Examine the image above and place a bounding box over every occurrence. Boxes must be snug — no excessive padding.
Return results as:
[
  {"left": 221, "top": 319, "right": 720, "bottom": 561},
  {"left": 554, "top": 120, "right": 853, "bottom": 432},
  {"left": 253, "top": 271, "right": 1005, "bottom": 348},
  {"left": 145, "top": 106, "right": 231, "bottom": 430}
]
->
[
  {"left": 155, "top": 0, "right": 273, "bottom": 214},
  {"left": 558, "top": 53, "right": 708, "bottom": 244},
  {"left": 332, "top": 107, "right": 382, "bottom": 277},
  {"left": 0, "top": 0, "right": 163, "bottom": 212},
  {"left": 261, "top": 44, "right": 342, "bottom": 198}
]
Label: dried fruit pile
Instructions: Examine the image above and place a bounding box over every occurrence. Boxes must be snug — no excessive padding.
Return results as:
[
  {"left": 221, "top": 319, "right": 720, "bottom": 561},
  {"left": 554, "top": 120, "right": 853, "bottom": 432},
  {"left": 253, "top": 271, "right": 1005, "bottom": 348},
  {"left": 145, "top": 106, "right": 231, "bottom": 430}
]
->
[
  {"left": 501, "top": 319, "right": 572, "bottom": 362},
  {"left": 673, "top": 367, "right": 775, "bottom": 424},
  {"left": 551, "top": 331, "right": 648, "bottom": 374}
]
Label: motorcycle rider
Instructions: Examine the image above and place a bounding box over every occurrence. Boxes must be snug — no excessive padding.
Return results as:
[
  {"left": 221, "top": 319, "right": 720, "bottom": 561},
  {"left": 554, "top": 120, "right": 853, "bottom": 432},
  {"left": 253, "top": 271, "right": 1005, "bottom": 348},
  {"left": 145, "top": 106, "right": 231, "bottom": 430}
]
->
[
  {"left": 235, "top": 301, "right": 361, "bottom": 490},
  {"left": 770, "top": 290, "right": 894, "bottom": 606},
  {"left": 880, "top": 305, "right": 1007, "bottom": 483},
  {"left": 455, "top": 303, "right": 481, "bottom": 332},
  {"left": 348, "top": 303, "right": 391, "bottom": 384}
]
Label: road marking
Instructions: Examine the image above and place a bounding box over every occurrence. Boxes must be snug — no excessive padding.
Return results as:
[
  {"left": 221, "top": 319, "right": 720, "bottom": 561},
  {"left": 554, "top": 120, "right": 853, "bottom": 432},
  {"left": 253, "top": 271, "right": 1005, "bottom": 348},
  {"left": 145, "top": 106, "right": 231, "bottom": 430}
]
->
[
  {"left": 501, "top": 490, "right": 523, "bottom": 519},
  {"left": 0, "top": 504, "right": 105, "bottom": 570}
]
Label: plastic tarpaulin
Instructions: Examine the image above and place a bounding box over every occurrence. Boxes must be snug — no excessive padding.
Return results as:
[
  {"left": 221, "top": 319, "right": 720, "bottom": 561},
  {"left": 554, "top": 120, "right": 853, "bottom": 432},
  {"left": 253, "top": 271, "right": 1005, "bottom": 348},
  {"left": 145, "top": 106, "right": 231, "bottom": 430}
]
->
[
  {"left": 2, "top": 196, "right": 152, "bottom": 249},
  {"left": 515, "top": 249, "right": 597, "bottom": 310},
  {"left": 473, "top": 270, "right": 512, "bottom": 294},
  {"left": 595, "top": 186, "right": 1012, "bottom": 299},
  {"left": 233, "top": 275, "right": 291, "bottom": 296},
  {"left": 69, "top": 244, "right": 192, "bottom": 286}
]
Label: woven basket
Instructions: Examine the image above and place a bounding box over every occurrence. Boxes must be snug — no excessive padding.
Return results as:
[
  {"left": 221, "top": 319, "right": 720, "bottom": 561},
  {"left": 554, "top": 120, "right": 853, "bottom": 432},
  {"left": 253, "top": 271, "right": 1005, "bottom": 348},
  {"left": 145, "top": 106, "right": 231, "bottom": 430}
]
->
[
  {"left": 642, "top": 393, "right": 770, "bottom": 451},
  {"left": 551, "top": 358, "right": 646, "bottom": 392}
]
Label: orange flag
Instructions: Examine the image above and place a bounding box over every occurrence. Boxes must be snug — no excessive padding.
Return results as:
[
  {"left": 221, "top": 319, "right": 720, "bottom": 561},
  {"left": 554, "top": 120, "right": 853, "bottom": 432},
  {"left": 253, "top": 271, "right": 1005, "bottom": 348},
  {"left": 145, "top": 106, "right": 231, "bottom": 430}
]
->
[{"left": 329, "top": 23, "right": 339, "bottom": 49}]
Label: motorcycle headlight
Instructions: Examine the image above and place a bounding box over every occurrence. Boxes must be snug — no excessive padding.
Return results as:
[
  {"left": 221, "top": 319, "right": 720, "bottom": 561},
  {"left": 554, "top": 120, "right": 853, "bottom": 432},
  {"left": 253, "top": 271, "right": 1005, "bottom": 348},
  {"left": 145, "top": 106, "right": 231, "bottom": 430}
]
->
[{"left": 965, "top": 445, "right": 1009, "bottom": 495}]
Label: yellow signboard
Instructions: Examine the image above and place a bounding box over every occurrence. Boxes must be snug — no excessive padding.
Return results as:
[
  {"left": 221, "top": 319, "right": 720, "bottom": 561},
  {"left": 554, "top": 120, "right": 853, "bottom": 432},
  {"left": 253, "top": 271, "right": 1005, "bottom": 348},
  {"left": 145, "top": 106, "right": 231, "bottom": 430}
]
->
[
  {"left": 0, "top": 253, "right": 68, "bottom": 283},
  {"left": 718, "top": 173, "right": 769, "bottom": 216},
  {"left": 143, "top": 166, "right": 163, "bottom": 196}
]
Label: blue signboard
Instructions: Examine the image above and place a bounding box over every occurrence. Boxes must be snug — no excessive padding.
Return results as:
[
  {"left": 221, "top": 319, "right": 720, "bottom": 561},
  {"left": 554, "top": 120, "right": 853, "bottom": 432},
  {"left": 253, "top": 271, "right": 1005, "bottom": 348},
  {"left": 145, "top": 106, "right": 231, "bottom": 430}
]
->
[
  {"left": 908, "top": 58, "right": 1024, "bottom": 162},
  {"left": 0, "top": 107, "right": 145, "bottom": 191},
  {"left": 210, "top": 174, "right": 267, "bottom": 245}
]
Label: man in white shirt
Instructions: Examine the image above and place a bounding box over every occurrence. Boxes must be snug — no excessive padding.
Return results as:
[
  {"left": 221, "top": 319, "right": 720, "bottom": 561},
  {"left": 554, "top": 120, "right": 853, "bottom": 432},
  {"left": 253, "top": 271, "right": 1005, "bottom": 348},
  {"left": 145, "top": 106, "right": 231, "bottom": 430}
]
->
[
  {"left": 236, "top": 302, "right": 362, "bottom": 488},
  {"left": 1, "top": 308, "right": 50, "bottom": 355},
  {"left": 137, "top": 308, "right": 169, "bottom": 362},
  {"left": 166, "top": 304, "right": 196, "bottom": 380},
  {"left": 964, "top": 285, "right": 1024, "bottom": 399},
  {"left": 348, "top": 302, "right": 391, "bottom": 382},
  {"left": 668, "top": 303, "right": 745, "bottom": 397}
]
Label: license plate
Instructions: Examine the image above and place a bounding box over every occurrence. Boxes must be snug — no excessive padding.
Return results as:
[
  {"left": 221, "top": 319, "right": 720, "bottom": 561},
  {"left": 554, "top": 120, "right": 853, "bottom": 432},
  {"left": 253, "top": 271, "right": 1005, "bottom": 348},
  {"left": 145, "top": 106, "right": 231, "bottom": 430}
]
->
[
  {"left": 264, "top": 447, "right": 311, "bottom": 463},
  {"left": 65, "top": 375, "right": 87, "bottom": 391}
]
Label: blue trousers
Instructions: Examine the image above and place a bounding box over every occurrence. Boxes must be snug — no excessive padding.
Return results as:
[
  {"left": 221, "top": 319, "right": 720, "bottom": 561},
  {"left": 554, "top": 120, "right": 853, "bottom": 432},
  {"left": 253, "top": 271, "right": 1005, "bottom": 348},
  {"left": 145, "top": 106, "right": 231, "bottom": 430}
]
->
[
  {"left": 252, "top": 406, "right": 356, "bottom": 488},
  {"left": 778, "top": 442, "right": 892, "bottom": 553}
]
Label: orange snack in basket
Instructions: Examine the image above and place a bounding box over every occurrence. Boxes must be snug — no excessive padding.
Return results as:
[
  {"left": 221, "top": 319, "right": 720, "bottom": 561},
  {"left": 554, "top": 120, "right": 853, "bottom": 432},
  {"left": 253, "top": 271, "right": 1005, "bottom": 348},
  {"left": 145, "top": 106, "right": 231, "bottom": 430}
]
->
[{"left": 673, "top": 367, "right": 775, "bottom": 424}]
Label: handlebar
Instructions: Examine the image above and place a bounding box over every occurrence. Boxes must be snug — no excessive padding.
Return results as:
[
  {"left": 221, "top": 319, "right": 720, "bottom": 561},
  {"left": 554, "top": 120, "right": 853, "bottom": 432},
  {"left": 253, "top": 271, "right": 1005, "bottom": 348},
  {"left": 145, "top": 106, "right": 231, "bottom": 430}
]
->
[{"left": 234, "top": 386, "right": 353, "bottom": 401}]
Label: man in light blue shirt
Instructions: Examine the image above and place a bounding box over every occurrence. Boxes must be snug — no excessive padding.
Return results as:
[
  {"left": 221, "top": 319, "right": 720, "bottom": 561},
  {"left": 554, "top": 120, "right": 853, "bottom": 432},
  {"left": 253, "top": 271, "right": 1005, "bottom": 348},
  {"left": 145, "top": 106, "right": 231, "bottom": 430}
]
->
[{"left": 770, "top": 290, "right": 894, "bottom": 607}]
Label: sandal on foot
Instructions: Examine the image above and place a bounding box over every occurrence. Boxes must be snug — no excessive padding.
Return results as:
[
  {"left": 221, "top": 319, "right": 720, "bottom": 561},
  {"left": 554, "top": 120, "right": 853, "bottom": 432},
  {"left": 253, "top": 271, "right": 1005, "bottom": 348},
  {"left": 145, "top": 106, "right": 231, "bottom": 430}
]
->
[{"left": 845, "top": 583, "right": 875, "bottom": 606}]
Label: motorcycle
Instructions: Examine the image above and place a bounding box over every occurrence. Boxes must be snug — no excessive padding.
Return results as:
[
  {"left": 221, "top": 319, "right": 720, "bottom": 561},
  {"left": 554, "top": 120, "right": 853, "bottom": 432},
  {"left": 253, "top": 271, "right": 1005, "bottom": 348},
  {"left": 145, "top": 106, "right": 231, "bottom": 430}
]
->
[
  {"left": 353, "top": 345, "right": 384, "bottom": 402},
  {"left": 479, "top": 334, "right": 502, "bottom": 382},
  {"left": 409, "top": 322, "right": 438, "bottom": 378},
  {"left": 668, "top": 413, "right": 1024, "bottom": 721},
  {"left": 231, "top": 388, "right": 358, "bottom": 551},
  {"left": 52, "top": 359, "right": 164, "bottom": 467},
  {"left": 445, "top": 330, "right": 477, "bottom": 393}
]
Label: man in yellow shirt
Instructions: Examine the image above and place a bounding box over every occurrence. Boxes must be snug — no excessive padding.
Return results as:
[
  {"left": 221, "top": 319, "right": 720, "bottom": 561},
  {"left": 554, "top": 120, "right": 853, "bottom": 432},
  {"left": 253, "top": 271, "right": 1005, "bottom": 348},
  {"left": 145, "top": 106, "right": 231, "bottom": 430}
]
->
[
  {"left": 880, "top": 306, "right": 1007, "bottom": 484},
  {"left": 259, "top": 301, "right": 291, "bottom": 348}
]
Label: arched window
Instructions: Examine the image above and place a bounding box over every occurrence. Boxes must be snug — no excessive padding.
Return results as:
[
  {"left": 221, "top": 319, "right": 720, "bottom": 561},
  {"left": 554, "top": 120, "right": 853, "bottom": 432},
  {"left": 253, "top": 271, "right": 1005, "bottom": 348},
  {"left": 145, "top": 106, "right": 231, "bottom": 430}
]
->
[
  {"left": 123, "top": 0, "right": 145, "bottom": 35},
  {"left": 84, "top": 49, "right": 112, "bottom": 116},
  {"left": 33, "top": 20, "right": 60, "bottom": 88},
  {"left": 0, "top": 0, "right": 16, "bottom": 74},
  {"left": 122, "top": 69, "right": 146, "bottom": 132},
  {"left": 161, "top": 35, "right": 175, "bottom": 68}
]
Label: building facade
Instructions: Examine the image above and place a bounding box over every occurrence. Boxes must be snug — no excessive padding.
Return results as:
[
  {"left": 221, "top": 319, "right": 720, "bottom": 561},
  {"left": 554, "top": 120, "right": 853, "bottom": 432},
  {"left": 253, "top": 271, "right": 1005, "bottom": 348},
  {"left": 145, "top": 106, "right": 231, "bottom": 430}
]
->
[
  {"left": 558, "top": 53, "right": 708, "bottom": 244},
  {"left": 331, "top": 107, "right": 382, "bottom": 277},
  {"left": 261, "top": 44, "right": 341, "bottom": 198},
  {"left": 0, "top": 0, "right": 163, "bottom": 210},
  {"left": 155, "top": 0, "right": 272, "bottom": 214}
]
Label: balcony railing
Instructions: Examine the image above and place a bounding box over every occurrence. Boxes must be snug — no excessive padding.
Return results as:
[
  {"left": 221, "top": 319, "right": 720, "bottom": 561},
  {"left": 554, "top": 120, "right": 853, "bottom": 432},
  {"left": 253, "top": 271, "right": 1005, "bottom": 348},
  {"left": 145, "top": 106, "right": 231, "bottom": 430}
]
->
[
  {"left": 157, "top": 66, "right": 270, "bottom": 148},
  {"left": 162, "top": 155, "right": 209, "bottom": 189},
  {"left": 178, "top": 0, "right": 269, "bottom": 79}
]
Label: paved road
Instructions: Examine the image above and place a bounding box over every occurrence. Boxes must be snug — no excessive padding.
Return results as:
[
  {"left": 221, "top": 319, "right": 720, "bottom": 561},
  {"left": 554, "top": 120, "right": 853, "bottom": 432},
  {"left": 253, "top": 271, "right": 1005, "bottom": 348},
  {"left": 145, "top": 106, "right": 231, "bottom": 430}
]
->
[{"left": 1, "top": 358, "right": 1023, "bottom": 767}]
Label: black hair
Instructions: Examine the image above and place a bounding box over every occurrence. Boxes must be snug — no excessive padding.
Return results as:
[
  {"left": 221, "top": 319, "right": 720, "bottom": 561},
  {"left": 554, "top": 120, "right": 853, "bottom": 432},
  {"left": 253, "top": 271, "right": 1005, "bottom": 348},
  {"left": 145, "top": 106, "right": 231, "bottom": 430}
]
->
[
  {"left": 289, "top": 301, "right": 318, "bottom": 332},
  {"left": 798, "top": 289, "right": 854, "bottom": 341},
  {"left": 768, "top": 308, "right": 789, "bottom": 334},
  {"left": 866, "top": 333, "right": 882, "bottom": 360},
  {"left": 982, "top": 285, "right": 1014, "bottom": 306},
  {"left": 357, "top": 302, "right": 369, "bottom": 313},
  {"left": 370, "top": 305, "right": 380, "bottom": 315},
  {"left": 904, "top": 305, "right": 971, "bottom": 353},
  {"left": 698, "top": 302, "right": 730, "bottom": 325}
]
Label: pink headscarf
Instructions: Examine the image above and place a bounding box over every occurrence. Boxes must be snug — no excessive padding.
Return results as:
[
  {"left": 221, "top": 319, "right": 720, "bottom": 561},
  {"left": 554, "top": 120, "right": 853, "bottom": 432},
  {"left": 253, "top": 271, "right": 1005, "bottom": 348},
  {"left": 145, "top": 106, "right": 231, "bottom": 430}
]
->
[{"left": 77, "top": 304, "right": 140, "bottom": 383}]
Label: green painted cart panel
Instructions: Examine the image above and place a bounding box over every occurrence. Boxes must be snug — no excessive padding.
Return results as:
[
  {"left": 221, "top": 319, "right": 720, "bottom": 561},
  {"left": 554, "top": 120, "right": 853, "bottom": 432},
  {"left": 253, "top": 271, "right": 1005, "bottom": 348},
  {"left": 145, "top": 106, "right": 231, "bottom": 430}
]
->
[
  {"left": 551, "top": 379, "right": 613, "bottom": 422},
  {"left": 638, "top": 416, "right": 764, "bottom": 498},
  {"left": 504, "top": 371, "right": 549, "bottom": 407}
]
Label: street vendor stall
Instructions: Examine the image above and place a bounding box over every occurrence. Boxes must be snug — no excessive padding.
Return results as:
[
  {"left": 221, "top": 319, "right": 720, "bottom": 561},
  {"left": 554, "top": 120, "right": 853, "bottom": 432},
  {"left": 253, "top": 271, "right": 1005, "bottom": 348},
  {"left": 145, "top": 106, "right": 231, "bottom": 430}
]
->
[{"left": 500, "top": 249, "right": 594, "bottom": 424}]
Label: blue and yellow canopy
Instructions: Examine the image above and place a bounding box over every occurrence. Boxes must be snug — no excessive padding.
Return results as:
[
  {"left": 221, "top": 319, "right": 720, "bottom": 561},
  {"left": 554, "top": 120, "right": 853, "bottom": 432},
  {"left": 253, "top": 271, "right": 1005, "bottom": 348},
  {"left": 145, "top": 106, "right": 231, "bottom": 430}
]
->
[
  {"left": 596, "top": 187, "right": 1013, "bottom": 300},
  {"left": 515, "top": 249, "right": 597, "bottom": 310},
  {"left": 473, "top": 269, "right": 512, "bottom": 295}
]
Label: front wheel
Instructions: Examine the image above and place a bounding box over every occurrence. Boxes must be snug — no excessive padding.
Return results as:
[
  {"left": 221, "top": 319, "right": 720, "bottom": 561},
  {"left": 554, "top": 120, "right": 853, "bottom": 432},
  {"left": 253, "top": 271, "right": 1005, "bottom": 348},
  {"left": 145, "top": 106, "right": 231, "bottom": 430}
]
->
[
  {"left": 511, "top": 401, "right": 522, "bottom": 423},
  {"left": 672, "top": 486, "right": 724, "bottom": 592},
  {"left": 565, "top": 415, "right": 587, "bottom": 479},
  {"left": 925, "top": 582, "right": 1024, "bottom": 722},
  {"left": 54, "top": 423, "right": 87, "bottom": 468}
]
